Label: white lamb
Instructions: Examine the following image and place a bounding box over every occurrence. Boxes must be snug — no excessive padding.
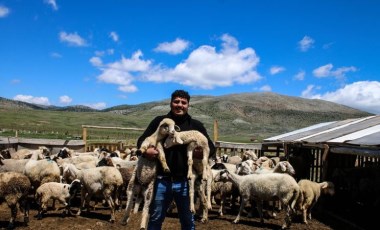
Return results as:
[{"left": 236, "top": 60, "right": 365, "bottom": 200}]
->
[
  {"left": 296, "top": 179, "right": 335, "bottom": 224},
  {"left": 215, "top": 169, "right": 300, "bottom": 229},
  {"left": 137, "top": 118, "right": 177, "bottom": 173},
  {"left": 62, "top": 163, "right": 123, "bottom": 222},
  {"left": 164, "top": 129, "right": 212, "bottom": 214},
  {"left": 121, "top": 118, "right": 177, "bottom": 229},
  {"left": 35, "top": 179, "right": 82, "bottom": 219}
]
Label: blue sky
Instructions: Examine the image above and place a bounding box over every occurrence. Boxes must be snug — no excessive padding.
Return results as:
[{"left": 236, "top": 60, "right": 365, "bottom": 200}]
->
[{"left": 1, "top": 1, "right": 380, "bottom": 114}]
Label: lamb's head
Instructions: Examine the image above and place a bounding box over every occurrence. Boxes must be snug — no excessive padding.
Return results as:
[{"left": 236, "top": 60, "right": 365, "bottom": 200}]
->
[
  {"left": 158, "top": 118, "right": 179, "bottom": 137},
  {"left": 321, "top": 181, "right": 335, "bottom": 196},
  {"left": 276, "top": 161, "right": 296, "bottom": 176},
  {"left": 69, "top": 179, "right": 82, "bottom": 196},
  {"left": 214, "top": 169, "right": 230, "bottom": 182},
  {"left": 0, "top": 149, "right": 11, "bottom": 159}
]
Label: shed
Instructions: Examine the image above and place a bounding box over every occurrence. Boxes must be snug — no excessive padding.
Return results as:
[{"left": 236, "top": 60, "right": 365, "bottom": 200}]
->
[{"left": 262, "top": 115, "right": 380, "bottom": 230}]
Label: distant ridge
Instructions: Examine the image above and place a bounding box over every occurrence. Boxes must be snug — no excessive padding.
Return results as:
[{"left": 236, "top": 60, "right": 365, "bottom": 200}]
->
[{"left": 0, "top": 93, "right": 373, "bottom": 141}]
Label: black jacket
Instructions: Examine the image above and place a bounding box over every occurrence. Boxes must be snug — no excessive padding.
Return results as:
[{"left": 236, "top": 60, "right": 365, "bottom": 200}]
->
[{"left": 137, "top": 112, "right": 216, "bottom": 177}]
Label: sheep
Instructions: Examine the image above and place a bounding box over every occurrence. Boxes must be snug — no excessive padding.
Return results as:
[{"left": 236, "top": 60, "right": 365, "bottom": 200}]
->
[
  {"left": 62, "top": 163, "right": 123, "bottom": 222},
  {"left": 215, "top": 169, "right": 299, "bottom": 229},
  {"left": 120, "top": 118, "right": 178, "bottom": 229},
  {"left": 137, "top": 118, "right": 177, "bottom": 173},
  {"left": 223, "top": 155, "right": 242, "bottom": 165},
  {"left": 120, "top": 153, "right": 159, "bottom": 229},
  {"left": 296, "top": 179, "right": 335, "bottom": 224},
  {"left": 163, "top": 129, "right": 212, "bottom": 215},
  {"left": 255, "top": 160, "right": 296, "bottom": 176},
  {"left": 210, "top": 169, "right": 237, "bottom": 217},
  {"left": 242, "top": 150, "right": 258, "bottom": 161},
  {"left": 0, "top": 172, "right": 31, "bottom": 229},
  {"left": 12, "top": 146, "right": 50, "bottom": 160},
  {"left": 35, "top": 179, "right": 82, "bottom": 219},
  {"left": 23, "top": 150, "right": 61, "bottom": 191},
  {"left": 0, "top": 158, "right": 30, "bottom": 173}
]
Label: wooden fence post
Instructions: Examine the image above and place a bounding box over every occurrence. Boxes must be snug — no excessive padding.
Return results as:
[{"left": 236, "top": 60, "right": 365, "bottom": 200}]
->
[
  {"left": 82, "top": 126, "right": 87, "bottom": 151},
  {"left": 213, "top": 119, "right": 218, "bottom": 142}
]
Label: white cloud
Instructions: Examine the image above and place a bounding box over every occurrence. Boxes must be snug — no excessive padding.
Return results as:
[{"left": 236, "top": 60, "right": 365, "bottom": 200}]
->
[
  {"left": 50, "top": 52, "right": 62, "bottom": 58},
  {"left": 109, "top": 31, "right": 119, "bottom": 42},
  {"left": 44, "top": 0, "right": 58, "bottom": 11},
  {"left": 13, "top": 95, "right": 50, "bottom": 106},
  {"left": 59, "top": 31, "right": 87, "bottom": 47},
  {"left": 92, "top": 34, "right": 261, "bottom": 92},
  {"left": 154, "top": 38, "right": 190, "bottom": 55},
  {"left": 301, "top": 81, "right": 380, "bottom": 114},
  {"left": 95, "top": 49, "right": 114, "bottom": 57},
  {"left": 11, "top": 79, "right": 21, "bottom": 84},
  {"left": 298, "top": 35, "right": 314, "bottom": 52},
  {"left": 152, "top": 34, "right": 261, "bottom": 89},
  {"left": 59, "top": 95, "right": 72, "bottom": 104},
  {"left": 313, "top": 63, "right": 357, "bottom": 79},
  {"left": 92, "top": 50, "right": 151, "bottom": 92},
  {"left": 260, "top": 85, "right": 272, "bottom": 92},
  {"left": 293, "top": 70, "right": 305, "bottom": 80},
  {"left": 85, "top": 102, "right": 107, "bottom": 110},
  {"left": 270, "top": 66, "right": 285, "bottom": 75},
  {"left": 0, "top": 6, "right": 10, "bottom": 17},
  {"left": 89, "top": 57, "right": 102, "bottom": 67}
]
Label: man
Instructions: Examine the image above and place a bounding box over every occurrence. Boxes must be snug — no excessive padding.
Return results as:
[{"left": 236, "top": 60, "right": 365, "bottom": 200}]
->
[{"left": 137, "top": 89, "right": 216, "bottom": 230}]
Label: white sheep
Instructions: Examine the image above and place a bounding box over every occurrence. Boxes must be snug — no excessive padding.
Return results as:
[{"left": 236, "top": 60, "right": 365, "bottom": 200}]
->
[
  {"left": 215, "top": 169, "right": 299, "bottom": 229},
  {"left": 163, "top": 129, "right": 212, "bottom": 215},
  {"left": 210, "top": 169, "right": 237, "bottom": 217},
  {"left": 0, "top": 171, "right": 31, "bottom": 229},
  {"left": 62, "top": 163, "right": 123, "bottom": 223},
  {"left": 242, "top": 150, "right": 258, "bottom": 161},
  {"left": 255, "top": 160, "right": 296, "bottom": 176},
  {"left": 0, "top": 158, "right": 30, "bottom": 173},
  {"left": 12, "top": 146, "right": 50, "bottom": 160},
  {"left": 23, "top": 150, "right": 61, "bottom": 190},
  {"left": 120, "top": 153, "right": 159, "bottom": 229},
  {"left": 35, "top": 179, "right": 82, "bottom": 219},
  {"left": 120, "top": 118, "right": 178, "bottom": 229},
  {"left": 296, "top": 179, "right": 335, "bottom": 224},
  {"left": 137, "top": 118, "right": 177, "bottom": 173}
]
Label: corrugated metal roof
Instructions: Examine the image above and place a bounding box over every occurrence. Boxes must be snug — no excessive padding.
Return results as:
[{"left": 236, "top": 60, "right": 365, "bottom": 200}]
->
[{"left": 263, "top": 115, "right": 380, "bottom": 147}]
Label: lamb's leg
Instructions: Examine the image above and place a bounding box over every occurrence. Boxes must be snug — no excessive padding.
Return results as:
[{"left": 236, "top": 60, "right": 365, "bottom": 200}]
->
[
  {"left": 256, "top": 200, "right": 264, "bottom": 223},
  {"left": 302, "top": 204, "right": 308, "bottom": 224},
  {"left": 158, "top": 152, "right": 170, "bottom": 173},
  {"left": 206, "top": 173, "right": 212, "bottom": 210},
  {"left": 189, "top": 173, "right": 196, "bottom": 213},
  {"left": 187, "top": 149, "right": 193, "bottom": 179},
  {"left": 140, "top": 181, "right": 155, "bottom": 230},
  {"left": 233, "top": 195, "right": 247, "bottom": 224},
  {"left": 8, "top": 204, "right": 17, "bottom": 230},
  {"left": 76, "top": 189, "right": 87, "bottom": 216},
  {"left": 198, "top": 179, "right": 208, "bottom": 223},
  {"left": 282, "top": 204, "right": 292, "bottom": 229},
  {"left": 202, "top": 155, "right": 208, "bottom": 181},
  {"left": 103, "top": 189, "right": 116, "bottom": 223},
  {"left": 121, "top": 175, "right": 137, "bottom": 225}
]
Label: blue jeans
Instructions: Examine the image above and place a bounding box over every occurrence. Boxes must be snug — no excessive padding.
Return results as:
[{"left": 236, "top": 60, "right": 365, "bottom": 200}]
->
[{"left": 147, "top": 177, "right": 195, "bottom": 230}]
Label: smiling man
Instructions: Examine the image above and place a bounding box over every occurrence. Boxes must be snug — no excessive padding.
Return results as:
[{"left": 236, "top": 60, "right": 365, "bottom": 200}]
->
[{"left": 137, "top": 89, "right": 216, "bottom": 230}]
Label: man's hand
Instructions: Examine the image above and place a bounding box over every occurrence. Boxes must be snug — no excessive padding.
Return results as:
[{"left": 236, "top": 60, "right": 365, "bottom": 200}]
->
[
  {"left": 143, "top": 146, "right": 159, "bottom": 160},
  {"left": 193, "top": 146, "right": 204, "bottom": 160}
]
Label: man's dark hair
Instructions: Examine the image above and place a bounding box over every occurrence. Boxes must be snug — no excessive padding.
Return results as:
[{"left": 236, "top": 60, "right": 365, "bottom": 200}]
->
[{"left": 171, "top": 89, "right": 190, "bottom": 102}]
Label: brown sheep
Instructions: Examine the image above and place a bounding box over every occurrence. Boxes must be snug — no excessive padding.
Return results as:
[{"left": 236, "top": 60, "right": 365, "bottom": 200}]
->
[{"left": 0, "top": 172, "right": 31, "bottom": 229}]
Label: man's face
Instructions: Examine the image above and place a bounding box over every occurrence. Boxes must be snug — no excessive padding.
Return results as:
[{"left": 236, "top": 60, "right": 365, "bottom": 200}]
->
[{"left": 170, "top": 96, "right": 189, "bottom": 116}]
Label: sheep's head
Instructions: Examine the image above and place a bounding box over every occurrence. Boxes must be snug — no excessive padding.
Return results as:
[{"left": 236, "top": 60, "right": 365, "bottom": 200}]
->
[
  {"left": 0, "top": 149, "right": 11, "bottom": 159},
  {"left": 321, "top": 181, "right": 335, "bottom": 196},
  {"left": 277, "top": 161, "right": 296, "bottom": 176},
  {"left": 158, "top": 118, "right": 180, "bottom": 137}
]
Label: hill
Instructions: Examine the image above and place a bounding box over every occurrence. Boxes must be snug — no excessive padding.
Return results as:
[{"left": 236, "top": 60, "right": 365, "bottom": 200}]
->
[{"left": 0, "top": 93, "right": 373, "bottom": 142}]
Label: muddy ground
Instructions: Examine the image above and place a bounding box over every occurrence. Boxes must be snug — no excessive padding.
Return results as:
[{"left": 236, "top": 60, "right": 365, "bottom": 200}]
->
[{"left": 0, "top": 197, "right": 363, "bottom": 230}]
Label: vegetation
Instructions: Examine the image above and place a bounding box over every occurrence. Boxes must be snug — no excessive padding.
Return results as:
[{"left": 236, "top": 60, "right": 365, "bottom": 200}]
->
[{"left": 0, "top": 93, "right": 372, "bottom": 143}]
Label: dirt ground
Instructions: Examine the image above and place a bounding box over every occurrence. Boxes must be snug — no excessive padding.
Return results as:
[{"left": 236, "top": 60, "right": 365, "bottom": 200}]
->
[{"left": 0, "top": 197, "right": 362, "bottom": 230}]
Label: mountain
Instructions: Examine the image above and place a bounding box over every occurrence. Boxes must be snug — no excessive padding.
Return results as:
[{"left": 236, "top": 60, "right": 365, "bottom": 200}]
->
[{"left": 0, "top": 93, "right": 373, "bottom": 142}]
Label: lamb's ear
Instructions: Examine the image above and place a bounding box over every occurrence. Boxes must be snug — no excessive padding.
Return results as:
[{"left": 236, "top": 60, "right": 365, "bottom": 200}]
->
[
  {"left": 279, "top": 162, "right": 286, "bottom": 172},
  {"left": 320, "top": 182, "right": 328, "bottom": 189},
  {"left": 175, "top": 135, "right": 184, "bottom": 144}
]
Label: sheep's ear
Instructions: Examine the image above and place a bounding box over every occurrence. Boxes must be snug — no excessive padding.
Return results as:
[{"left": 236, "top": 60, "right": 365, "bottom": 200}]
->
[
  {"left": 280, "top": 162, "right": 286, "bottom": 172},
  {"left": 321, "top": 182, "right": 328, "bottom": 189}
]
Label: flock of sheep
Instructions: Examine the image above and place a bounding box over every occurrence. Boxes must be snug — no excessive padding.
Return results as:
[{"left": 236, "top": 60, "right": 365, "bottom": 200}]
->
[{"left": 0, "top": 118, "right": 336, "bottom": 229}]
